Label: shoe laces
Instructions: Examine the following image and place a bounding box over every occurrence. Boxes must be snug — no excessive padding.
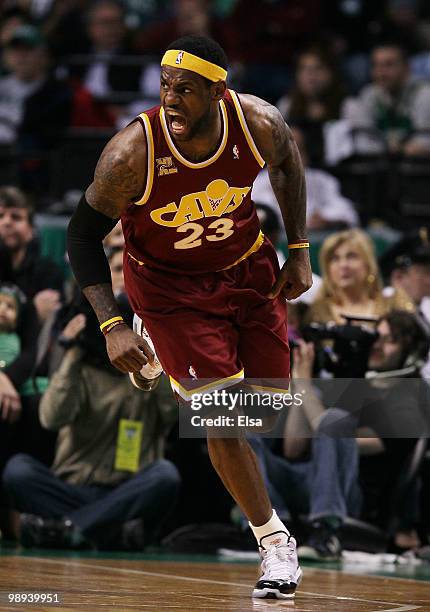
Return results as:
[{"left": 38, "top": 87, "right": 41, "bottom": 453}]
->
[{"left": 262, "top": 537, "right": 297, "bottom": 581}]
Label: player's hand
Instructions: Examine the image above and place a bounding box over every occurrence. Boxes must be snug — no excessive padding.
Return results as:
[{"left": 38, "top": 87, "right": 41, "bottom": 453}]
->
[
  {"left": 105, "top": 324, "right": 155, "bottom": 374},
  {"left": 268, "top": 249, "right": 312, "bottom": 300}
]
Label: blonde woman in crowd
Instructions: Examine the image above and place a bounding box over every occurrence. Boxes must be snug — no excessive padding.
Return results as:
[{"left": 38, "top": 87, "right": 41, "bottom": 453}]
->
[{"left": 307, "top": 229, "right": 414, "bottom": 324}]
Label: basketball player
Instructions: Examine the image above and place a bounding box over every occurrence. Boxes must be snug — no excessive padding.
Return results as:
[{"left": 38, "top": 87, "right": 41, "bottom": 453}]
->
[{"left": 67, "top": 36, "right": 312, "bottom": 599}]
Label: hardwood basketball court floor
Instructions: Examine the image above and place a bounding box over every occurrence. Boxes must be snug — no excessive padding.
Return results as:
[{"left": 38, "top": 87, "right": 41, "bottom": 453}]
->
[{"left": 1, "top": 548, "right": 430, "bottom": 611}]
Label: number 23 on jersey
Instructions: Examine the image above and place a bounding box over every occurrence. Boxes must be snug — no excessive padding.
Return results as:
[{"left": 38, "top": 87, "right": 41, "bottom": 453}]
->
[{"left": 149, "top": 179, "right": 250, "bottom": 250}]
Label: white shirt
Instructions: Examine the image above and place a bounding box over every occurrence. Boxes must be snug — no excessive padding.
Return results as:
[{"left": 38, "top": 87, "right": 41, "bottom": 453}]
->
[
  {"left": 252, "top": 167, "right": 359, "bottom": 228},
  {"left": 0, "top": 75, "right": 41, "bottom": 144}
]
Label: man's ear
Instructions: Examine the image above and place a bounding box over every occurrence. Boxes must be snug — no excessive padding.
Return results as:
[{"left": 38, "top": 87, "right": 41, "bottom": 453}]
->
[{"left": 212, "top": 80, "right": 227, "bottom": 101}]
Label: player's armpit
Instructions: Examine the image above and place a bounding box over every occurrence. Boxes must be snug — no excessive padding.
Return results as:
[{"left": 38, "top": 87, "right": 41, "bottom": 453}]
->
[{"left": 86, "top": 121, "right": 148, "bottom": 218}]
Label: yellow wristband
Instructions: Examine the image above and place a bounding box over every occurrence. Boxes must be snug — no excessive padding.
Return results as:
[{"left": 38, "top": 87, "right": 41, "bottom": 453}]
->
[
  {"left": 288, "top": 242, "right": 310, "bottom": 249},
  {"left": 100, "top": 316, "right": 124, "bottom": 332}
]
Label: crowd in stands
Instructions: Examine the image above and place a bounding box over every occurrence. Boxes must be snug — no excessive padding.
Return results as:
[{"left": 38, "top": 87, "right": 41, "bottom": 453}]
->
[{"left": 1, "top": 0, "right": 430, "bottom": 560}]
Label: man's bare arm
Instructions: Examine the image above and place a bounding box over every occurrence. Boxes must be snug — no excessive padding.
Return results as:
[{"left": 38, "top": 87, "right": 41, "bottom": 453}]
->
[
  {"left": 82, "top": 122, "right": 146, "bottom": 324},
  {"left": 67, "top": 121, "right": 154, "bottom": 373},
  {"left": 241, "top": 94, "right": 312, "bottom": 299},
  {"left": 241, "top": 94, "right": 307, "bottom": 244}
]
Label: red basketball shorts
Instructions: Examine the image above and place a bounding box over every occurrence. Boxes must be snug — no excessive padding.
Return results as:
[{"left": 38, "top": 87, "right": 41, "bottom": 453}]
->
[{"left": 123, "top": 238, "right": 289, "bottom": 400}]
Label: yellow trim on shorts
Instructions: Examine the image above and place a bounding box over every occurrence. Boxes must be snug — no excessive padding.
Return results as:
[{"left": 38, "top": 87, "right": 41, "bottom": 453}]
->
[
  {"left": 127, "top": 231, "right": 265, "bottom": 270},
  {"left": 219, "top": 230, "right": 264, "bottom": 271},
  {"left": 159, "top": 100, "right": 228, "bottom": 169},
  {"left": 247, "top": 384, "right": 290, "bottom": 394},
  {"left": 169, "top": 369, "right": 244, "bottom": 401},
  {"left": 134, "top": 113, "right": 154, "bottom": 205},
  {"left": 229, "top": 90, "right": 265, "bottom": 168},
  {"left": 127, "top": 251, "right": 145, "bottom": 266}
]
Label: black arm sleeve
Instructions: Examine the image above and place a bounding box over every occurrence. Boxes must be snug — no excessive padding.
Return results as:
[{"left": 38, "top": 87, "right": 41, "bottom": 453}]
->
[{"left": 67, "top": 194, "right": 118, "bottom": 290}]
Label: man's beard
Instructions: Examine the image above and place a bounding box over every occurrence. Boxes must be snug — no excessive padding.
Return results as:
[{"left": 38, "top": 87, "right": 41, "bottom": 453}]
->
[{"left": 188, "top": 105, "right": 212, "bottom": 140}]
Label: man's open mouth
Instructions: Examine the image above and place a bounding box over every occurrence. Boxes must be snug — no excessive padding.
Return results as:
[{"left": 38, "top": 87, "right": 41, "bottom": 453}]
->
[{"left": 165, "top": 111, "right": 187, "bottom": 135}]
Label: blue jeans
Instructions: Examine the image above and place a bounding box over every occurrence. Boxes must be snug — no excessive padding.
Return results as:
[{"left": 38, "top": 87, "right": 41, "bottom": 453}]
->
[
  {"left": 249, "top": 408, "right": 362, "bottom": 523},
  {"left": 2, "top": 453, "right": 180, "bottom": 541}
]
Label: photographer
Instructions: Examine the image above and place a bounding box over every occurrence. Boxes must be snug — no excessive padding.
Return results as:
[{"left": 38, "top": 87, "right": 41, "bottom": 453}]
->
[
  {"left": 2, "top": 252, "right": 180, "bottom": 551},
  {"left": 249, "top": 310, "right": 429, "bottom": 561},
  {"left": 284, "top": 311, "right": 429, "bottom": 561}
]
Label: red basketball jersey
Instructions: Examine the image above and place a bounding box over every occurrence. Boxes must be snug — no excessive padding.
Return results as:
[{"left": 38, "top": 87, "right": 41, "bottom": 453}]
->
[{"left": 121, "top": 89, "right": 266, "bottom": 274}]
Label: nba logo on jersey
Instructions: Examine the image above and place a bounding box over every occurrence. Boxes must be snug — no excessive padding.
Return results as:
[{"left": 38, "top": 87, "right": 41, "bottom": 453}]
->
[
  {"left": 233, "top": 144, "right": 240, "bottom": 159},
  {"left": 176, "top": 51, "right": 184, "bottom": 65},
  {"left": 189, "top": 365, "right": 197, "bottom": 379}
]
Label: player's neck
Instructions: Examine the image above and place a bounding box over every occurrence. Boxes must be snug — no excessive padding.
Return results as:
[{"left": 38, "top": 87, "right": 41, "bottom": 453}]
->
[{"left": 172, "top": 105, "right": 223, "bottom": 163}]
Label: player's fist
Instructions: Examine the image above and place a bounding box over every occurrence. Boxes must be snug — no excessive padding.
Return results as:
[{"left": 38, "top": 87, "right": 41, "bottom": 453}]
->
[
  {"left": 129, "top": 315, "right": 163, "bottom": 391},
  {"left": 105, "top": 323, "right": 154, "bottom": 374},
  {"left": 269, "top": 249, "right": 312, "bottom": 300}
]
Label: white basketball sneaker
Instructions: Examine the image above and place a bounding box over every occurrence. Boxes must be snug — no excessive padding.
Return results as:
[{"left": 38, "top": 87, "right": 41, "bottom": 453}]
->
[
  {"left": 129, "top": 314, "right": 163, "bottom": 391},
  {"left": 252, "top": 531, "right": 302, "bottom": 600}
]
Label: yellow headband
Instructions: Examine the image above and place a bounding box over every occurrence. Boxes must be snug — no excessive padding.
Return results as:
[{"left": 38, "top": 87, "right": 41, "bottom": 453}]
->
[{"left": 161, "top": 49, "right": 227, "bottom": 82}]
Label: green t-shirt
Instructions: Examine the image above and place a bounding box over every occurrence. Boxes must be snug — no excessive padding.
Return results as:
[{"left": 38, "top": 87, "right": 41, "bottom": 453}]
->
[{"left": 0, "top": 332, "right": 49, "bottom": 396}]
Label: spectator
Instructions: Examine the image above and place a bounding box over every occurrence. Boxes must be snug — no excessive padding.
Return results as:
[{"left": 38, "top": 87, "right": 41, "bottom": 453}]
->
[
  {"left": 252, "top": 128, "right": 359, "bottom": 231},
  {"left": 380, "top": 232, "right": 430, "bottom": 377},
  {"left": 323, "top": 0, "right": 386, "bottom": 92},
  {"left": 380, "top": 233, "right": 430, "bottom": 310},
  {"left": 0, "top": 281, "right": 45, "bottom": 501},
  {"left": 0, "top": 282, "right": 56, "bottom": 475},
  {"left": 0, "top": 7, "right": 30, "bottom": 53},
  {"left": 307, "top": 229, "right": 415, "bottom": 325},
  {"left": 135, "top": 0, "right": 231, "bottom": 58},
  {"left": 277, "top": 46, "right": 347, "bottom": 164},
  {"left": 41, "top": 0, "right": 91, "bottom": 58},
  {"left": 68, "top": 0, "right": 142, "bottom": 102},
  {"left": 2, "top": 299, "right": 180, "bottom": 550},
  {"left": 0, "top": 284, "right": 27, "bottom": 425},
  {"left": 343, "top": 42, "right": 430, "bottom": 156},
  {"left": 0, "top": 25, "right": 72, "bottom": 149},
  {"left": 377, "top": 0, "right": 430, "bottom": 56},
  {"left": 228, "top": 0, "right": 321, "bottom": 65},
  {"left": 0, "top": 186, "right": 64, "bottom": 322}
]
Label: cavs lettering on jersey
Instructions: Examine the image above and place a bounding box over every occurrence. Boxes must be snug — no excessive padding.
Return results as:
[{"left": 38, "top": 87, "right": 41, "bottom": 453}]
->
[{"left": 121, "top": 89, "right": 265, "bottom": 274}]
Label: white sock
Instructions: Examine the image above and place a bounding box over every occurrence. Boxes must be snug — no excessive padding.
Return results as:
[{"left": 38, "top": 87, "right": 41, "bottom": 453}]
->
[{"left": 249, "top": 509, "right": 290, "bottom": 547}]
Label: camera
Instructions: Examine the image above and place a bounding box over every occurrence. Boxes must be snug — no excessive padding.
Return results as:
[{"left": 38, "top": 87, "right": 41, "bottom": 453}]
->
[{"left": 302, "top": 316, "right": 379, "bottom": 378}]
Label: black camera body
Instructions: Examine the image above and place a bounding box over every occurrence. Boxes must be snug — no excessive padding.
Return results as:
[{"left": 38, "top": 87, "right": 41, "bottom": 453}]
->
[{"left": 302, "top": 317, "right": 379, "bottom": 378}]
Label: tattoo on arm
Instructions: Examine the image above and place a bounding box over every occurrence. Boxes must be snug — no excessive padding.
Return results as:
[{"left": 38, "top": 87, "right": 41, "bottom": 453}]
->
[
  {"left": 267, "top": 111, "right": 307, "bottom": 243},
  {"left": 87, "top": 156, "right": 142, "bottom": 219},
  {"left": 242, "top": 97, "right": 307, "bottom": 243},
  {"left": 83, "top": 284, "right": 122, "bottom": 325},
  {"left": 86, "top": 124, "right": 146, "bottom": 219}
]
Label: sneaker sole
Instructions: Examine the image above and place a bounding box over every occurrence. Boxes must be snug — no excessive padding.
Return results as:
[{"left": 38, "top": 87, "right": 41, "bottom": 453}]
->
[{"left": 252, "top": 567, "right": 302, "bottom": 599}]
